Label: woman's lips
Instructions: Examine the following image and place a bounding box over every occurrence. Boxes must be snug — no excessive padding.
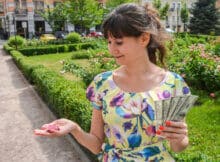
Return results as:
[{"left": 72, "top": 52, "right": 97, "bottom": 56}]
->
[{"left": 114, "top": 55, "right": 124, "bottom": 58}]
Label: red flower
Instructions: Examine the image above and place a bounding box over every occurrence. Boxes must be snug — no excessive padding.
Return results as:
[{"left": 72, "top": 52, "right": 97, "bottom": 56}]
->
[{"left": 210, "top": 93, "right": 215, "bottom": 98}]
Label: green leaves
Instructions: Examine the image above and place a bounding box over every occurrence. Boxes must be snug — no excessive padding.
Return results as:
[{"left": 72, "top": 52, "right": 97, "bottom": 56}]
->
[
  {"left": 189, "top": 0, "right": 219, "bottom": 35},
  {"left": 67, "top": 0, "right": 104, "bottom": 31}
]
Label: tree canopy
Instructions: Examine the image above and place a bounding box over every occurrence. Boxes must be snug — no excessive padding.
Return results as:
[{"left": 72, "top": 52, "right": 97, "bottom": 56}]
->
[
  {"left": 66, "top": 0, "right": 104, "bottom": 33},
  {"left": 189, "top": 0, "right": 219, "bottom": 35}
]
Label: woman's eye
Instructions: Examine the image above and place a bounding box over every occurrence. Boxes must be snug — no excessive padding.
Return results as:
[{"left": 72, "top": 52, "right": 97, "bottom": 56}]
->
[
  {"left": 116, "top": 42, "right": 123, "bottom": 45},
  {"left": 108, "top": 41, "right": 111, "bottom": 44}
]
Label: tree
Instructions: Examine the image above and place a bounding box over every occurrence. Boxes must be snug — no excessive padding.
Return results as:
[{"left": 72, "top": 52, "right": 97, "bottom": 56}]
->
[
  {"left": 189, "top": 0, "right": 219, "bottom": 35},
  {"left": 152, "top": 0, "right": 169, "bottom": 20},
  {"left": 153, "top": 0, "right": 161, "bottom": 10},
  {"left": 66, "top": 0, "right": 104, "bottom": 34},
  {"left": 39, "top": 3, "right": 67, "bottom": 33},
  {"left": 181, "top": 2, "right": 189, "bottom": 32},
  {"left": 104, "top": 0, "right": 136, "bottom": 16}
]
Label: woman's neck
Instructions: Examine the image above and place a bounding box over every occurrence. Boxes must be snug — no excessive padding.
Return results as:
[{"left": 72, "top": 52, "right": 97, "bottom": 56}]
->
[{"left": 122, "top": 58, "right": 160, "bottom": 77}]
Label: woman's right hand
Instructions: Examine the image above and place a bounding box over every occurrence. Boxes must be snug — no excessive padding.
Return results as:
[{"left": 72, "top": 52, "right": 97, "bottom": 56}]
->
[{"left": 34, "top": 118, "right": 77, "bottom": 137}]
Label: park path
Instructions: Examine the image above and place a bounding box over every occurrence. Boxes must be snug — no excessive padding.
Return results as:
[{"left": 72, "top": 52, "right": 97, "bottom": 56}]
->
[{"left": 0, "top": 42, "right": 90, "bottom": 162}]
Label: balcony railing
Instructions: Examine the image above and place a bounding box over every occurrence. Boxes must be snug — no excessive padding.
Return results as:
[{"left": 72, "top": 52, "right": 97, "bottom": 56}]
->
[{"left": 15, "top": 8, "right": 27, "bottom": 15}]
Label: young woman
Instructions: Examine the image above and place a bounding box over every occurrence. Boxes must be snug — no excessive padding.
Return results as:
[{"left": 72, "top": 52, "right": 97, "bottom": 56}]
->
[{"left": 34, "top": 3, "right": 190, "bottom": 161}]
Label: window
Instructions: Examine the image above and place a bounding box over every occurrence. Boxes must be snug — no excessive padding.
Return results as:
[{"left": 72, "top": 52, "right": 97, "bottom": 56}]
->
[
  {"left": 15, "top": 0, "right": 27, "bottom": 9},
  {"left": 177, "top": 3, "right": 181, "bottom": 9},
  {"left": 34, "top": 1, "right": 44, "bottom": 10},
  {"left": 0, "top": 2, "right": 3, "bottom": 12},
  {"left": 172, "top": 3, "right": 176, "bottom": 10}
]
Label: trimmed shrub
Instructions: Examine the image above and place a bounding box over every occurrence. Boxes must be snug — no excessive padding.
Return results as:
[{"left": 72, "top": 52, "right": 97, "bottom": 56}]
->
[
  {"left": 18, "top": 45, "right": 69, "bottom": 56},
  {"left": 8, "top": 49, "right": 92, "bottom": 131},
  {"left": 8, "top": 35, "right": 25, "bottom": 48},
  {"left": 66, "top": 32, "right": 82, "bottom": 43},
  {"left": 3, "top": 43, "right": 14, "bottom": 53}
]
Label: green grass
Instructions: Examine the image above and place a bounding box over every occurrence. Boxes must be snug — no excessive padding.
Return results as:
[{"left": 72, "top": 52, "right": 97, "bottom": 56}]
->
[
  {"left": 171, "top": 99, "right": 220, "bottom": 161},
  {"left": 26, "top": 52, "right": 90, "bottom": 81}
]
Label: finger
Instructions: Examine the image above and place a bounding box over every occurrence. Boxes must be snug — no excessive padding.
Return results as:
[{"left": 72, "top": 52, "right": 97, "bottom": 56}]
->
[
  {"left": 165, "top": 120, "right": 187, "bottom": 128},
  {"left": 34, "top": 129, "right": 52, "bottom": 136},
  {"left": 40, "top": 124, "right": 51, "bottom": 130},
  {"left": 162, "top": 126, "right": 188, "bottom": 135},
  {"left": 161, "top": 132, "right": 184, "bottom": 140}
]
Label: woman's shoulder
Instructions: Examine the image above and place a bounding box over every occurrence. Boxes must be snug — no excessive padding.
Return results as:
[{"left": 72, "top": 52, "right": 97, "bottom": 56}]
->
[
  {"left": 166, "top": 71, "right": 185, "bottom": 82},
  {"left": 93, "top": 71, "right": 113, "bottom": 82},
  {"left": 166, "top": 71, "right": 190, "bottom": 95},
  {"left": 91, "top": 71, "right": 113, "bottom": 90}
]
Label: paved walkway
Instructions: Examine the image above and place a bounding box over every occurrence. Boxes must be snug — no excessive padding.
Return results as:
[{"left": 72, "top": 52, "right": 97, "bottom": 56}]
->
[{"left": 0, "top": 42, "right": 90, "bottom": 162}]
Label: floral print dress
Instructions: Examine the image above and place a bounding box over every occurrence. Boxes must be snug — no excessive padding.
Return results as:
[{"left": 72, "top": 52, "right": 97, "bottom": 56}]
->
[{"left": 86, "top": 71, "right": 190, "bottom": 162}]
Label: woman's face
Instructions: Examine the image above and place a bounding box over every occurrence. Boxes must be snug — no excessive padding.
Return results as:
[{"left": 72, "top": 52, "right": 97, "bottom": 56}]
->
[{"left": 107, "top": 35, "right": 148, "bottom": 65}]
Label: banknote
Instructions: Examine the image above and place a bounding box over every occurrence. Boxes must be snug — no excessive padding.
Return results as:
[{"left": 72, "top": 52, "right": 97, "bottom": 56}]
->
[{"left": 154, "top": 95, "right": 198, "bottom": 129}]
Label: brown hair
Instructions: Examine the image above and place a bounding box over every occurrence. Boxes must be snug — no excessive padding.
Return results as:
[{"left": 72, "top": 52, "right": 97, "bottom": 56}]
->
[{"left": 102, "top": 3, "right": 168, "bottom": 67}]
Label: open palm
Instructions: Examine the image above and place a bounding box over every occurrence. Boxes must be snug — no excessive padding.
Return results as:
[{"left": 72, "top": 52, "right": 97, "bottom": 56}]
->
[{"left": 34, "top": 118, "right": 76, "bottom": 137}]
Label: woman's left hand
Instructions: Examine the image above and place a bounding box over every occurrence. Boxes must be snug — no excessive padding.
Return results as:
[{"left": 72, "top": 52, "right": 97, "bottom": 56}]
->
[{"left": 156, "top": 120, "right": 188, "bottom": 143}]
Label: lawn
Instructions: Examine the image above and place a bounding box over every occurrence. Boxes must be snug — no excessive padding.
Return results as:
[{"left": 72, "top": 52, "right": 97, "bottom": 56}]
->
[
  {"left": 171, "top": 100, "right": 220, "bottom": 161},
  {"left": 26, "top": 52, "right": 90, "bottom": 81},
  {"left": 26, "top": 52, "right": 220, "bottom": 161}
]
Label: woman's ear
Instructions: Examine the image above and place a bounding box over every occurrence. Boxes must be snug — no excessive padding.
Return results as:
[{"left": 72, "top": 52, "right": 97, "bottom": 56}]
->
[{"left": 140, "top": 33, "right": 150, "bottom": 46}]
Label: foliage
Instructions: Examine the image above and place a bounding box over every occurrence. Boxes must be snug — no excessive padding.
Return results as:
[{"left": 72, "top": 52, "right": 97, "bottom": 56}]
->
[
  {"left": 215, "top": 44, "right": 220, "bottom": 56},
  {"left": 17, "top": 42, "right": 98, "bottom": 56},
  {"left": 9, "top": 50, "right": 92, "bottom": 131},
  {"left": 63, "top": 51, "right": 116, "bottom": 86},
  {"left": 65, "top": 0, "right": 104, "bottom": 33},
  {"left": 152, "top": 0, "right": 161, "bottom": 10},
  {"left": 152, "top": 0, "right": 169, "bottom": 20},
  {"left": 3, "top": 43, "right": 14, "bottom": 53},
  {"left": 66, "top": 32, "right": 82, "bottom": 43},
  {"left": 105, "top": 0, "right": 135, "bottom": 11},
  {"left": 167, "top": 34, "right": 220, "bottom": 92},
  {"left": 71, "top": 49, "right": 110, "bottom": 59},
  {"left": 8, "top": 35, "right": 25, "bottom": 48},
  {"left": 5, "top": 33, "right": 220, "bottom": 161},
  {"left": 171, "top": 100, "right": 220, "bottom": 161},
  {"left": 38, "top": 3, "right": 67, "bottom": 32},
  {"left": 189, "top": 0, "right": 219, "bottom": 35},
  {"left": 180, "top": 2, "right": 189, "bottom": 32},
  {"left": 184, "top": 44, "right": 219, "bottom": 92}
]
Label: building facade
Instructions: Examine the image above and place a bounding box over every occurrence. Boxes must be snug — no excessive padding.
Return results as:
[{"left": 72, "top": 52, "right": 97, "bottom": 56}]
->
[
  {"left": 142, "top": 0, "right": 197, "bottom": 32},
  {"left": 0, "top": 0, "right": 75, "bottom": 39}
]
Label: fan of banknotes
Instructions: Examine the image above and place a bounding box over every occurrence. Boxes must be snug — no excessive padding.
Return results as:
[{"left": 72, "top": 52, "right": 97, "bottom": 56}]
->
[{"left": 154, "top": 95, "right": 198, "bottom": 129}]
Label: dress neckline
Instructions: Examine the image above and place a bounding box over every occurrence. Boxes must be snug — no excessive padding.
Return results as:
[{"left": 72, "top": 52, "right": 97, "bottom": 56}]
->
[{"left": 110, "top": 70, "right": 170, "bottom": 94}]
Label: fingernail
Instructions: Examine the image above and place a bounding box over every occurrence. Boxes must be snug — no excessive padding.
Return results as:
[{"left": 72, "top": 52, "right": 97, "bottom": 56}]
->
[
  {"left": 166, "top": 120, "right": 171, "bottom": 126},
  {"left": 156, "top": 130, "right": 161, "bottom": 135},
  {"left": 159, "top": 126, "right": 164, "bottom": 130}
]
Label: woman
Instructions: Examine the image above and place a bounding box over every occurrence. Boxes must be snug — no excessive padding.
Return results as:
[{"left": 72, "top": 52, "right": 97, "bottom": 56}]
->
[{"left": 34, "top": 3, "right": 190, "bottom": 161}]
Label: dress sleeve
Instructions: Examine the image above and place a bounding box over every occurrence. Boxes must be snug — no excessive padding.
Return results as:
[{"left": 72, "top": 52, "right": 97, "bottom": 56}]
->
[
  {"left": 86, "top": 75, "right": 103, "bottom": 110},
  {"left": 174, "top": 73, "right": 191, "bottom": 96}
]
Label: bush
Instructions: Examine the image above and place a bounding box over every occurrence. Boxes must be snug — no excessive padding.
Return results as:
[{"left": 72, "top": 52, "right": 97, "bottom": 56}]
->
[
  {"left": 19, "top": 45, "right": 69, "bottom": 56},
  {"left": 169, "top": 44, "right": 220, "bottom": 92},
  {"left": 8, "top": 35, "right": 26, "bottom": 48},
  {"left": 8, "top": 49, "right": 92, "bottom": 131},
  {"left": 66, "top": 32, "right": 82, "bottom": 43},
  {"left": 215, "top": 44, "right": 220, "bottom": 56},
  {"left": 3, "top": 43, "right": 14, "bottom": 53}
]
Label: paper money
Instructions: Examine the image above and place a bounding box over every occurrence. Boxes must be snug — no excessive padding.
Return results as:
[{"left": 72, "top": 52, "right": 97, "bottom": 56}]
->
[
  {"left": 154, "top": 100, "right": 163, "bottom": 129},
  {"left": 173, "top": 95, "right": 198, "bottom": 121},
  {"left": 154, "top": 95, "right": 198, "bottom": 128}
]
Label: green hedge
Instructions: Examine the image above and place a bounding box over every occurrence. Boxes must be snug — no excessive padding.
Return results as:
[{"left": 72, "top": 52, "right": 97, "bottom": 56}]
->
[
  {"left": 17, "top": 42, "right": 97, "bottom": 56},
  {"left": 9, "top": 50, "right": 92, "bottom": 131},
  {"left": 3, "top": 43, "right": 15, "bottom": 53}
]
